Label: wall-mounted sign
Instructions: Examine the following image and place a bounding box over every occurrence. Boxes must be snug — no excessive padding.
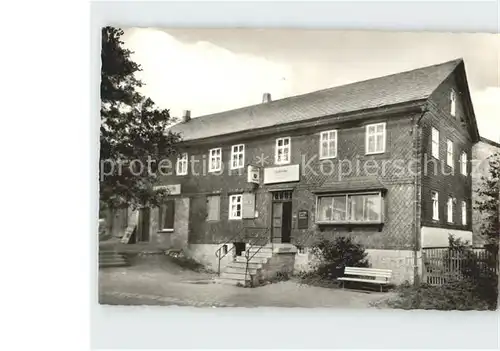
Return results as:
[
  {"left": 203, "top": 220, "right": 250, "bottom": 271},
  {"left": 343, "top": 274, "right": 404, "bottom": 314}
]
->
[
  {"left": 264, "top": 164, "right": 300, "bottom": 184},
  {"left": 297, "top": 210, "right": 309, "bottom": 229},
  {"left": 247, "top": 165, "right": 260, "bottom": 184},
  {"left": 154, "top": 184, "right": 181, "bottom": 195},
  {"left": 242, "top": 193, "right": 256, "bottom": 219}
]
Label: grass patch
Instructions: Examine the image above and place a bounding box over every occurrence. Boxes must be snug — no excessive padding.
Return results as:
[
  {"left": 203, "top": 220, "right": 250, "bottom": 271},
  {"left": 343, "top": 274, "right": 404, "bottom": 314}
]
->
[
  {"left": 296, "top": 271, "right": 340, "bottom": 289},
  {"left": 387, "top": 280, "right": 495, "bottom": 311}
]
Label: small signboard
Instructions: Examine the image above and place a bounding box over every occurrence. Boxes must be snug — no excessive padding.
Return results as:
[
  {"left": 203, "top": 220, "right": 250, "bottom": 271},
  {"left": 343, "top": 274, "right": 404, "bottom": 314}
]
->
[
  {"left": 247, "top": 165, "right": 260, "bottom": 184},
  {"left": 297, "top": 210, "right": 309, "bottom": 229},
  {"left": 242, "top": 192, "right": 256, "bottom": 219},
  {"left": 264, "top": 164, "right": 300, "bottom": 184}
]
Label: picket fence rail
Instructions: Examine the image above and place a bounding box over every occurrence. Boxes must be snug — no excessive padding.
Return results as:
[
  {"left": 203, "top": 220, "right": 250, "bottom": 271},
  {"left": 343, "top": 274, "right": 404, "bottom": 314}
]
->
[{"left": 422, "top": 247, "right": 498, "bottom": 286}]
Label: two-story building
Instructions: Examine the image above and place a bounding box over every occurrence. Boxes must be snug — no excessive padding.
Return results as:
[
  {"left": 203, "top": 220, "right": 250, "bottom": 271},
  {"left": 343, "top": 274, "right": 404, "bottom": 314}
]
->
[{"left": 135, "top": 58, "right": 483, "bottom": 284}]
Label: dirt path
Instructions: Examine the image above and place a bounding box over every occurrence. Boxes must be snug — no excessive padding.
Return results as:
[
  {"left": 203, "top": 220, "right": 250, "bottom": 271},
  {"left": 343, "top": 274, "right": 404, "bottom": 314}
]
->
[{"left": 99, "top": 259, "right": 393, "bottom": 308}]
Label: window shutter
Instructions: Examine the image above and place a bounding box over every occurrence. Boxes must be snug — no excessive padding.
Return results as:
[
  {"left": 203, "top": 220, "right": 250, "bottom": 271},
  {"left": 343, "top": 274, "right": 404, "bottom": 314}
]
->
[{"left": 242, "top": 193, "right": 255, "bottom": 219}]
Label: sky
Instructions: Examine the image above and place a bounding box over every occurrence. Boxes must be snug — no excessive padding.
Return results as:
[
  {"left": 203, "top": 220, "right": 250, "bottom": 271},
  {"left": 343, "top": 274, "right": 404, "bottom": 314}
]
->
[{"left": 122, "top": 28, "right": 499, "bottom": 142}]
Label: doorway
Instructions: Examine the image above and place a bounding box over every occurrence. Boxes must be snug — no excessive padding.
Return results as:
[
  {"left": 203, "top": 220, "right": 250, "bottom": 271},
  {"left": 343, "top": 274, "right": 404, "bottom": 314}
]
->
[
  {"left": 271, "top": 191, "right": 293, "bottom": 243},
  {"left": 136, "top": 207, "right": 150, "bottom": 242}
]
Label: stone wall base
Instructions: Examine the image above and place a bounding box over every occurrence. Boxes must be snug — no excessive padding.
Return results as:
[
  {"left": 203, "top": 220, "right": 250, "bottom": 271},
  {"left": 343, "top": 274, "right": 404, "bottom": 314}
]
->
[{"left": 187, "top": 243, "right": 235, "bottom": 273}]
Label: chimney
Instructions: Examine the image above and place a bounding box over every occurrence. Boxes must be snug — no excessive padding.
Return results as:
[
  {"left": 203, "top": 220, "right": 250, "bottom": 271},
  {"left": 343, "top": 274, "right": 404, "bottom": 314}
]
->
[
  {"left": 181, "top": 110, "right": 191, "bottom": 123},
  {"left": 262, "top": 93, "right": 272, "bottom": 103}
]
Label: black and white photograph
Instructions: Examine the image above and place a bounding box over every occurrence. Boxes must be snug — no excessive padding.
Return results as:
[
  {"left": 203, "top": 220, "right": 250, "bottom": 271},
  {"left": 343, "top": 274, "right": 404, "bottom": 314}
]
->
[{"left": 98, "top": 27, "right": 499, "bottom": 311}]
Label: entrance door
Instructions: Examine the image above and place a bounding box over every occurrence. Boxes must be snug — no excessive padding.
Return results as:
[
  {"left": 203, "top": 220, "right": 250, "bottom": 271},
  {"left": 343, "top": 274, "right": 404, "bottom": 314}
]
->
[
  {"left": 137, "top": 208, "right": 150, "bottom": 242},
  {"left": 271, "top": 191, "right": 293, "bottom": 243},
  {"left": 281, "top": 201, "right": 292, "bottom": 243}
]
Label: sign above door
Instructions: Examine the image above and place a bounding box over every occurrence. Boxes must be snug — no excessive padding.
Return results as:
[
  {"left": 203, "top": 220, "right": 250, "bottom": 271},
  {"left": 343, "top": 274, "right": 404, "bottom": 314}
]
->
[{"left": 264, "top": 164, "right": 300, "bottom": 184}]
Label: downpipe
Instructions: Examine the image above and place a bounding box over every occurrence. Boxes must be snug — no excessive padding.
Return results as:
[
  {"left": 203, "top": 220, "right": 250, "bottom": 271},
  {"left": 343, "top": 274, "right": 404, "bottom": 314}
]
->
[{"left": 412, "top": 105, "right": 428, "bottom": 286}]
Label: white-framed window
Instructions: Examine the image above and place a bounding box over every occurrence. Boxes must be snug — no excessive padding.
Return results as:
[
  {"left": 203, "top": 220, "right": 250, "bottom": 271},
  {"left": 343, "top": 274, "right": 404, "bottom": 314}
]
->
[
  {"left": 365, "top": 122, "right": 386, "bottom": 154},
  {"left": 446, "top": 139, "right": 454, "bottom": 168},
  {"left": 460, "top": 152, "right": 467, "bottom": 176},
  {"left": 208, "top": 148, "right": 222, "bottom": 172},
  {"left": 207, "top": 195, "right": 220, "bottom": 221},
  {"left": 319, "top": 130, "right": 338, "bottom": 159},
  {"left": 432, "top": 191, "right": 439, "bottom": 221},
  {"left": 431, "top": 127, "right": 440, "bottom": 159},
  {"left": 176, "top": 152, "right": 188, "bottom": 175},
  {"left": 275, "top": 137, "right": 291, "bottom": 165},
  {"left": 229, "top": 194, "right": 242, "bottom": 220},
  {"left": 447, "top": 196, "right": 454, "bottom": 223},
  {"left": 461, "top": 200, "right": 467, "bottom": 226},
  {"left": 316, "top": 192, "right": 384, "bottom": 224},
  {"left": 450, "top": 89, "right": 456, "bottom": 117},
  {"left": 230, "top": 144, "right": 245, "bottom": 169}
]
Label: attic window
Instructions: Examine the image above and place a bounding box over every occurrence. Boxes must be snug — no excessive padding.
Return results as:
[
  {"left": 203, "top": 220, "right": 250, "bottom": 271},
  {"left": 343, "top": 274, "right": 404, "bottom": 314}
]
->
[{"left": 450, "top": 89, "right": 456, "bottom": 117}]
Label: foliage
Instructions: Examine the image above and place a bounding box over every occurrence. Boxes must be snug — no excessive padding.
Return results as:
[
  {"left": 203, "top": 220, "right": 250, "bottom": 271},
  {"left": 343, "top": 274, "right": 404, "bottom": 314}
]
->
[
  {"left": 100, "top": 26, "right": 181, "bottom": 210},
  {"left": 387, "top": 280, "right": 492, "bottom": 311},
  {"left": 445, "top": 235, "right": 498, "bottom": 308},
  {"left": 165, "top": 250, "right": 207, "bottom": 272},
  {"left": 475, "top": 152, "right": 499, "bottom": 252},
  {"left": 308, "top": 236, "right": 370, "bottom": 280},
  {"left": 393, "top": 235, "right": 498, "bottom": 310}
]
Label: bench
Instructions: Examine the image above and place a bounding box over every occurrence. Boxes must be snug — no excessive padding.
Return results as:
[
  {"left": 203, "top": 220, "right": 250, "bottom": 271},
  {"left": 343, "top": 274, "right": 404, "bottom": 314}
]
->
[{"left": 337, "top": 267, "right": 392, "bottom": 292}]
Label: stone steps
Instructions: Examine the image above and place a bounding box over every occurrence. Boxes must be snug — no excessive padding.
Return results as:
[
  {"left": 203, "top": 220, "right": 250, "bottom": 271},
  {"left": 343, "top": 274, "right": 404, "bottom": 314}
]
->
[
  {"left": 242, "top": 250, "right": 273, "bottom": 259},
  {"left": 226, "top": 261, "right": 263, "bottom": 270},
  {"left": 214, "top": 245, "right": 273, "bottom": 286},
  {"left": 99, "top": 250, "right": 129, "bottom": 268},
  {"left": 235, "top": 255, "right": 269, "bottom": 264},
  {"left": 224, "top": 266, "right": 259, "bottom": 275}
]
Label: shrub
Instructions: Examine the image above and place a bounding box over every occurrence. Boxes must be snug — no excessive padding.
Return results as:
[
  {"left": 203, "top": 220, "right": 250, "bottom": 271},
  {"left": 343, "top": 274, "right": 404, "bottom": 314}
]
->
[
  {"left": 445, "top": 235, "right": 498, "bottom": 309},
  {"left": 394, "top": 235, "right": 498, "bottom": 310},
  {"left": 164, "top": 250, "right": 207, "bottom": 272},
  {"left": 309, "top": 236, "right": 370, "bottom": 280},
  {"left": 388, "top": 280, "right": 492, "bottom": 311}
]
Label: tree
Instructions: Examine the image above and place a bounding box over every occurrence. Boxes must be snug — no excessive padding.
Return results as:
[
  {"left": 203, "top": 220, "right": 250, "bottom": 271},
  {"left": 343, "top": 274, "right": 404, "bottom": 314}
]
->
[
  {"left": 100, "top": 27, "right": 181, "bottom": 211},
  {"left": 475, "top": 151, "right": 500, "bottom": 253}
]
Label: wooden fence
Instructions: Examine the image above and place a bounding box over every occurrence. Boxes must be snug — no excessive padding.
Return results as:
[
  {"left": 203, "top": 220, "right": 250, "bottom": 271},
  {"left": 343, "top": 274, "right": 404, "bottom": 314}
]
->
[{"left": 422, "top": 247, "right": 498, "bottom": 285}]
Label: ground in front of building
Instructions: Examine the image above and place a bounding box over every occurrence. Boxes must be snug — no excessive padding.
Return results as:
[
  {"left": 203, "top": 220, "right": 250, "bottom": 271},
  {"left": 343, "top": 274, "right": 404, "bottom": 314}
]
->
[{"left": 98, "top": 256, "right": 393, "bottom": 308}]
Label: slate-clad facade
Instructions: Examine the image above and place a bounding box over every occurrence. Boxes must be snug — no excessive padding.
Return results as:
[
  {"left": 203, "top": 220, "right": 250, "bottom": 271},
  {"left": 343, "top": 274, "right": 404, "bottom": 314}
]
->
[{"left": 139, "top": 58, "right": 483, "bottom": 284}]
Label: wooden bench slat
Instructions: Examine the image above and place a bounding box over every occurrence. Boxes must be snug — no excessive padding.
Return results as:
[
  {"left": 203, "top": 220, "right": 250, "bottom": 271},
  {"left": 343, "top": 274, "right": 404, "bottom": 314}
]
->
[
  {"left": 337, "top": 277, "right": 389, "bottom": 284},
  {"left": 345, "top": 267, "right": 392, "bottom": 273},
  {"left": 344, "top": 272, "right": 392, "bottom": 278},
  {"left": 345, "top": 270, "right": 392, "bottom": 274}
]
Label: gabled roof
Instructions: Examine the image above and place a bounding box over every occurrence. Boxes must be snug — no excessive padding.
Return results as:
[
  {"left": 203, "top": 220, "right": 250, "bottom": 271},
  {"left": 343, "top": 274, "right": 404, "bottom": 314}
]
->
[
  {"left": 480, "top": 136, "right": 500, "bottom": 149},
  {"left": 170, "top": 59, "right": 463, "bottom": 141}
]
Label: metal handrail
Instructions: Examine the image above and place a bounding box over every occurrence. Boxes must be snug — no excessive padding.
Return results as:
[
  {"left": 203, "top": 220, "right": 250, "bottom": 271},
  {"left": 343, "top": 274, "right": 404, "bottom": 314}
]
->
[
  {"left": 214, "top": 226, "right": 269, "bottom": 276},
  {"left": 244, "top": 227, "right": 271, "bottom": 284},
  {"left": 215, "top": 226, "right": 247, "bottom": 276}
]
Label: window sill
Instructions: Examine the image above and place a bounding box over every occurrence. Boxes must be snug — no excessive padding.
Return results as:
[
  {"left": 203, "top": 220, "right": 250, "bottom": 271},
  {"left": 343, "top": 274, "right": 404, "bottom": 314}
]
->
[
  {"left": 365, "top": 151, "right": 385, "bottom": 156},
  {"left": 316, "top": 221, "right": 383, "bottom": 225},
  {"left": 316, "top": 221, "right": 384, "bottom": 232},
  {"left": 208, "top": 169, "right": 222, "bottom": 173},
  {"left": 228, "top": 218, "right": 242, "bottom": 221},
  {"left": 158, "top": 229, "right": 174, "bottom": 233},
  {"left": 319, "top": 155, "right": 337, "bottom": 161}
]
